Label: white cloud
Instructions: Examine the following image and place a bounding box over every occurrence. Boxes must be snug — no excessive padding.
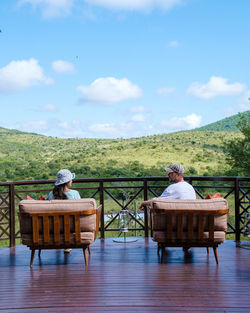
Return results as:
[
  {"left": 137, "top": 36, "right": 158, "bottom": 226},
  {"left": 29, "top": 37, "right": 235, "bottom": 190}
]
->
[
  {"left": 57, "top": 120, "right": 87, "bottom": 137},
  {"left": 130, "top": 105, "right": 147, "bottom": 113},
  {"left": 162, "top": 113, "right": 202, "bottom": 130},
  {"left": 84, "top": 0, "right": 182, "bottom": 12},
  {"left": 239, "top": 89, "right": 250, "bottom": 105},
  {"left": 58, "top": 119, "right": 81, "bottom": 130},
  {"left": 19, "top": 118, "right": 87, "bottom": 137},
  {"left": 0, "top": 58, "right": 53, "bottom": 93},
  {"left": 15, "top": 113, "right": 203, "bottom": 138},
  {"left": 52, "top": 60, "right": 75, "bottom": 73},
  {"left": 225, "top": 103, "right": 250, "bottom": 117},
  {"left": 19, "top": 0, "right": 181, "bottom": 17},
  {"left": 21, "top": 120, "right": 49, "bottom": 133},
  {"left": 88, "top": 123, "right": 116, "bottom": 134},
  {"left": 168, "top": 40, "right": 179, "bottom": 47},
  {"left": 18, "top": 0, "right": 74, "bottom": 18},
  {"left": 88, "top": 122, "right": 133, "bottom": 137},
  {"left": 157, "top": 86, "right": 176, "bottom": 97},
  {"left": 224, "top": 90, "right": 250, "bottom": 116},
  {"left": 37, "top": 104, "right": 57, "bottom": 112},
  {"left": 131, "top": 114, "right": 146, "bottom": 122},
  {"left": 77, "top": 77, "right": 142, "bottom": 104},
  {"left": 187, "top": 76, "right": 246, "bottom": 99}
]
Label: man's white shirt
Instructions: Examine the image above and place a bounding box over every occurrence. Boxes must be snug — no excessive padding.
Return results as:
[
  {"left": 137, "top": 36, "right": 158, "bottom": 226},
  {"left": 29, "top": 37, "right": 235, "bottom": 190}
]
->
[{"left": 159, "top": 181, "right": 196, "bottom": 200}]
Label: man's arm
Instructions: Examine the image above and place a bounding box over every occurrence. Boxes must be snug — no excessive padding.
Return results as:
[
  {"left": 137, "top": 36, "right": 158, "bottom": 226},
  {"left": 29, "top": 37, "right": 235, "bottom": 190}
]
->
[{"left": 139, "top": 198, "right": 158, "bottom": 209}]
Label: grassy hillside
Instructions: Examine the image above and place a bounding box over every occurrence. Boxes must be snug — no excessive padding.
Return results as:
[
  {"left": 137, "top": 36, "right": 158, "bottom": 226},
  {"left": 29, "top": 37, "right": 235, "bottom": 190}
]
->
[
  {"left": 195, "top": 111, "right": 250, "bottom": 132},
  {"left": 0, "top": 126, "right": 242, "bottom": 182}
]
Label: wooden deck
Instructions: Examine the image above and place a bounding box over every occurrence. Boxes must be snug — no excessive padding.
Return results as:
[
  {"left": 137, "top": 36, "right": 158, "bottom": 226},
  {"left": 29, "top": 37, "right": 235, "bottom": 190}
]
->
[{"left": 0, "top": 238, "right": 249, "bottom": 313}]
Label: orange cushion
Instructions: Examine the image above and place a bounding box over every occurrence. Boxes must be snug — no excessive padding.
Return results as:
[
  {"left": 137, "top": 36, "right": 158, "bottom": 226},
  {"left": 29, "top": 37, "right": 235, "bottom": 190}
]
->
[
  {"left": 204, "top": 192, "right": 221, "bottom": 199},
  {"left": 38, "top": 195, "right": 46, "bottom": 200},
  {"left": 26, "top": 195, "right": 45, "bottom": 200},
  {"left": 26, "top": 195, "right": 35, "bottom": 200}
]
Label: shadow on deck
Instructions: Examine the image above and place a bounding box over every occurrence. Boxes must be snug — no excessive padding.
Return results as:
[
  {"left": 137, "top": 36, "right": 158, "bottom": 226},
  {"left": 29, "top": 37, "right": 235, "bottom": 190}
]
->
[{"left": 0, "top": 238, "right": 249, "bottom": 312}]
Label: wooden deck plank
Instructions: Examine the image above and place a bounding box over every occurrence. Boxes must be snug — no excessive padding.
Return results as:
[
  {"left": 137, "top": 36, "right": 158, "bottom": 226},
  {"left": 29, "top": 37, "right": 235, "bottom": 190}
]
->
[{"left": 0, "top": 239, "right": 249, "bottom": 313}]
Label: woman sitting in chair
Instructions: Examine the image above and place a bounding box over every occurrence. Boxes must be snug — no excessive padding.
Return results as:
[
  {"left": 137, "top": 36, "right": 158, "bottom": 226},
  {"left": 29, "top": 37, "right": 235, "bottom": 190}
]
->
[
  {"left": 48, "top": 169, "right": 80, "bottom": 200},
  {"left": 48, "top": 169, "right": 81, "bottom": 253}
]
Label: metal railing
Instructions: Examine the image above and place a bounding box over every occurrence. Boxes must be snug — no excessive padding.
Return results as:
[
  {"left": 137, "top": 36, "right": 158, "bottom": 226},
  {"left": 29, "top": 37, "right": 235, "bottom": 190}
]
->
[{"left": 0, "top": 176, "right": 249, "bottom": 247}]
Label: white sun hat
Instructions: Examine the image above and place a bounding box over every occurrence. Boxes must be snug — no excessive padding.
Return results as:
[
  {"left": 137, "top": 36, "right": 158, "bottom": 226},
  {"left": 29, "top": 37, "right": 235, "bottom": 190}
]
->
[{"left": 55, "top": 169, "right": 75, "bottom": 186}]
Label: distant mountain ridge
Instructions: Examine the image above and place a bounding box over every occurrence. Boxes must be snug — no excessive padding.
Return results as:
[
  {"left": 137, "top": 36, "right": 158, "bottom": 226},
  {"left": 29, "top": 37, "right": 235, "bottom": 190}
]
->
[
  {"left": 0, "top": 111, "right": 245, "bottom": 182},
  {"left": 0, "top": 111, "right": 249, "bottom": 139},
  {"left": 0, "top": 126, "right": 42, "bottom": 137},
  {"left": 194, "top": 111, "right": 249, "bottom": 132}
]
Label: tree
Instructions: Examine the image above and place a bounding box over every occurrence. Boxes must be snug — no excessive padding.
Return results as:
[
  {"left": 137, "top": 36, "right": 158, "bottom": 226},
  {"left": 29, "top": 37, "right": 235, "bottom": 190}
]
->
[{"left": 224, "top": 113, "right": 250, "bottom": 176}]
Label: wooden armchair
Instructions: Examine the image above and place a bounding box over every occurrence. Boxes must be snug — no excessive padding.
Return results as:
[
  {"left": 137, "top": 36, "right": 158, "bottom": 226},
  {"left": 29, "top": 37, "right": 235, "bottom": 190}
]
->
[
  {"left": 18, "top": 199, "right": 101, "bottom": 268},
  {"left": 144, "top": 198, "right": 228, "bottom": 264}
]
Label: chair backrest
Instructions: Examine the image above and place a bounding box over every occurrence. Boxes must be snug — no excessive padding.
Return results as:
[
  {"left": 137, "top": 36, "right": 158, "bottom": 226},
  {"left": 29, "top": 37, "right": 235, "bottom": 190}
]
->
[
  {"left": 149, "top": 198, "right": 228, "bottom": 233},
  {"left": 25, "top": 209, "right": 96, "bottom": 245},
  {"left": 19, "top": 199, "right": 101, "bottom": 246},
  {"left": 150, "top": 208, "right": 228, "bottom": 242}
]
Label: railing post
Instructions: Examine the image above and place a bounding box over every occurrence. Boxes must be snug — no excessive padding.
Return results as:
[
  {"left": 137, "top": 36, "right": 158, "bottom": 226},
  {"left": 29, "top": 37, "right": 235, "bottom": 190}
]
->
[
  {"left": 144, "top": 179, "right": 149, "bottom": 238},
  {"left": 234, "top": 178, "right": 240, "bottom": 242},
  {"left": 9, "top": 183, "right": 15, "bottom": 247},
  {"left": 99, "top": 181, "right": 105, "bottom": 239}
]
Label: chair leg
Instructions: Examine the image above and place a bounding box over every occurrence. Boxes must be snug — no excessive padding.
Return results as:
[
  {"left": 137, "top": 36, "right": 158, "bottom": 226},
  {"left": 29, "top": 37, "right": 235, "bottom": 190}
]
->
[
  {"left": 88, "top": 245, "right": 91, "bottom": 255},
  {"left": 30, "top": 249, "right": 35, "bottom": 268},
  {"left": 160, "top": 246, "right": 165, "bottom": 263},
  {"left": 206, "top": 247, "right": 209, "bottom": 254},
  {"left": 83, "top": 248, "right": 88, "bottom": 266},
  {"left": 213, "top": 247, "right": 219, "bottom": 264},
  {"left": 157, "top": 243, "right": 160, "bottom": 256},
  {"left": 38, "top": 249, "right": 41, "bottom": 258}
]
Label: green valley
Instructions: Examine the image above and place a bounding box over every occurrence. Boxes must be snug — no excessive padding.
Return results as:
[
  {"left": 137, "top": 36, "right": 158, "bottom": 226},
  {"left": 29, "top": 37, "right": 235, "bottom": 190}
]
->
[{"left": 0, "top": 111, "right": 248, "bottom": 182}]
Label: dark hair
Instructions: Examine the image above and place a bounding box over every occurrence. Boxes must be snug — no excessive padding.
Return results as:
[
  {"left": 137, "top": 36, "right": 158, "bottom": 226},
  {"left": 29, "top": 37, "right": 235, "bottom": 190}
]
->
[{"left": 52, "top": 183, "right": 68, "bottom": 200}]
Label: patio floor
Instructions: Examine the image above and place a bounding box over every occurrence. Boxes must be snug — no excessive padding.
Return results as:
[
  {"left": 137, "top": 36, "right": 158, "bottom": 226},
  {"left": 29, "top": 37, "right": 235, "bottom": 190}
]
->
[{"left": 0, "top": 238, "right": 249, "bottom": 313}]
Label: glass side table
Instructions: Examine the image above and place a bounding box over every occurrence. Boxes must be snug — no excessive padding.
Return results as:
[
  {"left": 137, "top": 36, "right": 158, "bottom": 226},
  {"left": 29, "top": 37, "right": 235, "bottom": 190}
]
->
[{"left": 113, "top": 209, "right": 138, "bottom": 243}]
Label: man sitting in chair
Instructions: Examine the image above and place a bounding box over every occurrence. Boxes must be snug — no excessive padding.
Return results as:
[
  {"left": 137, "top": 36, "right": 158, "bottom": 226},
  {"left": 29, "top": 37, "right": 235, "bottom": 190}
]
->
[
  {"left": 140, "top": 163, "right": 196, "bottom": 209},
  {"left": 140, "top": 163, "right": 196, "bottom": 253},
  {"left": 159, "top": 163, "right": 196, "bottom": 199}
]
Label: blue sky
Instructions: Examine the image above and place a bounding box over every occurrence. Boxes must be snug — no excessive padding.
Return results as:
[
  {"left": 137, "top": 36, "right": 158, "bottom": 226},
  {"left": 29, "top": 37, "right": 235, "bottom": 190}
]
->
[{"left": 0, "top": 0, "right": 250, "bottom": 138}]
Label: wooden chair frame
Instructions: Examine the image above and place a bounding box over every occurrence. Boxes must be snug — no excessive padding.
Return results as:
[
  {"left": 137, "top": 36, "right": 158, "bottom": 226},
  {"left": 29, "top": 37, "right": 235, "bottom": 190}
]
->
[
  {"left": 19, "top": 206, "right": 101, "bottom": 268},
  {"left": 147, "top": 207, "right": 229, "bottom": 264}
]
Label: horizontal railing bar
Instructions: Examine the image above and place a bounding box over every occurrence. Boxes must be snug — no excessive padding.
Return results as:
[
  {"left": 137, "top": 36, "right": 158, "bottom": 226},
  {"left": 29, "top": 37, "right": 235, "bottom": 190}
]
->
[
  {"left": 1, "top": 176, "right": 249, "bottom": 186},
  {"left": 10, "top": 184, "right": 243, "bottom": 193}
]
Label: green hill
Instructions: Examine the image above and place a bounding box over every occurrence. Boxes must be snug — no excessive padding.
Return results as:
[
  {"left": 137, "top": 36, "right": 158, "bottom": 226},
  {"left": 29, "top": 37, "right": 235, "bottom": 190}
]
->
[
  {"left": 195, "top": 111, "right": 249, "bottom": 131},
  {"left": 0, "top": 125, "right": 242, "bottom": 182}
]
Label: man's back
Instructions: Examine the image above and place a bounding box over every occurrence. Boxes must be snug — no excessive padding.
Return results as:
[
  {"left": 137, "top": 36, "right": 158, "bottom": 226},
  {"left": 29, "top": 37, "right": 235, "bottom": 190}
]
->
[{"left": 159, "top": 181, "right": 196, "bottom": 200}]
